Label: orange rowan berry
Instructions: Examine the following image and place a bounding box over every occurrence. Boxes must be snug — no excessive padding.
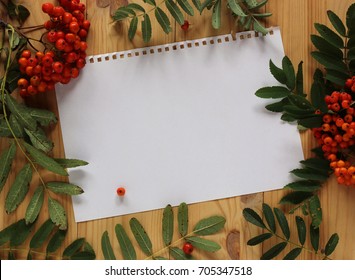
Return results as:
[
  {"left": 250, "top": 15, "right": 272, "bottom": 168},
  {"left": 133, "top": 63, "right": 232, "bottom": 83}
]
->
[
  {"left": 344, "top": 114, "right": 353, "bottom": 123},
  {"left": 116, "top": 187, "right": 126, "bottom": 196},
  {"left": 322, "top": 114, "right": 332, "bottom": 123},
  {"left": 337, "top": 160, "right": 346, "bottom": 168},
  {"left": 322, "top": 124, "right": 330, "bottom": 131}
]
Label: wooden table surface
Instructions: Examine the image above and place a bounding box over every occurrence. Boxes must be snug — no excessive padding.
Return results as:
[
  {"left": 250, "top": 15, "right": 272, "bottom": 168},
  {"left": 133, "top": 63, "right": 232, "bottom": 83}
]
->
[{"left": 1, "top": 0, "right": 355, "bottom": 260}]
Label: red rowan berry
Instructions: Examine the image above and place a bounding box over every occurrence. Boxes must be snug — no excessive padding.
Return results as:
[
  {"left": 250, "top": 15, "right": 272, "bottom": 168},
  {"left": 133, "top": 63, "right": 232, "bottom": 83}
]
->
[
  {"left": 21, "top": 49, "right": 31, "bottom": 58},
  {"left": 181, "top": 20, "right": 190, "bottom": 31},
  {"left": 182, "top": 242, "right": 194, "bottom": 254},
  {"left": 116, "top": 187, "right": 126, "bottom": 196}
]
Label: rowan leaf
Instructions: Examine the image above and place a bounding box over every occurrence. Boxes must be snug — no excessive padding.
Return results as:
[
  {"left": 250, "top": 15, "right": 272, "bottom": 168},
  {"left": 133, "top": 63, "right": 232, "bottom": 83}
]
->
[
  {"left": 193, "top": 215, "right": 226, "bottom": 235},
  {"left": 128, "top": 17, "right": 138, "bottom": 40},
  {"left": 115, "top": 224, "right": 137, "bottom": 260},
  {"left": 228, "top": 0, "right": 247, "bottom": 17},
  {"left": 314, "top": 23, "right": 344, "bottom": 48},
  {"left": 282, "top": 56, "right": 296, "bottom": 90},
  {"left": 101, "top": 231, "right": 116, "bottom": 260},
  {"left": 262, "top": 203, "right": 276, "bottom": 233},
  {"left": 311, "top": 81, "right": 327, "bottom": 113},
  {"left": 309, "top": 195, "right": 322, "bottom": 228},
  {"left": 283, "top": 248, "right": 302, "bottom": 260},
  {"left": 274, "top": 208, "right": 290, "bottom": 240},
  {"left": 155, "top": 7, "right": 171, "bottom": 34},
  {"left": 24, "top": 128, "right": 53, "bottom": 153},
  {"left": 269, "top": 59, "right": 287, "bottom": 84},
  {"left": 253, "top": 19, "right": 268, "bottom": 35},
  {"left": 247, "top": 233, "right": 273, "bottom": 246},
  {"left": 162, "top": 204, "right": 174, "bottom": 246},
  {"left": 129, "top": 217, "right": 152, "bottom": 256},
  {"left": 23, "top": 142, "right": 68, "bottom": 176},
  {"left": 261, "top": 242, "right": 287, "bottom": 260},
  {"left": 177, "top": 0, "right": 194, "bottom": 16},
  {"left": 47, "top": 181, "right": 84, "bottom": 195},
  {"left": 185, "top": 236, "right": 221, "bottom": 252},
  {"left": 63, "top": 238, "right": 85, "bottom": 258},
  {"left": 10, "top": 219, "right": 34, "bottom": 247},
  {"left": 310, "top": 224, "right": 320, "bottom": 252},
  {"left": 29, "top": 219, "right": 55, "bottom": 249},
  {"left": 243, "top": 208, "right": 266, "bottom": 229},
  {"left": 5, "top": 163, "right": 32, "bottom": 213},
  {"left": 25, "top": 185, "right": 44, "bottom": 224},
  {"left": 53, "top": 158, "right": 88, "bottom": 168},
  {"left": 178, "top": 202, "right": 188, "bottom": 237},
  {"left": 170, "top": 247, "right": 188, "bottom": 260},
  {"left": 0, "top": 221, "right": 19, "bottom": 246},
  {"left": 28, "top": 108, "right": 57, "bottom": 126},
  {"left": 324, "top": 233, "right": 339, "bottom": 256},
  {"left": 142, "top": 14, "right": 152, "bottom": 43},
  {"left": 166, "top": 0, "right": 184, "bottom": 25},
  {"left": 311, "top": 35, "right": 343, "bottom": 59},
  {"left": 212, "top": 0, "right": 221, "bottom": 29},
  {"left": 311, "top": 51, "right": 347, "bottom": 73},
  {"left": 46, "top": 229, "right": 67, "bottom": 254},
  {"left": 48, "top": 197, "right": 67, "bottom": 230},
  {"left": 280, "top": 191, "right": 314, "bottom": 205},
  {"left": 284, "top": 180, "right": 321, "bottom": 192},
  {"left": 295, "top": 216, "right": 306, "bottom": 245},
  {"left": 0, "top": 142, "right": 16, "bottom": 193},
  {"left": 9, "top": 115, "right": 24, "bottom": 137},
  {"left": 255, "top": 86, "right": 290, "bottom": 99}
]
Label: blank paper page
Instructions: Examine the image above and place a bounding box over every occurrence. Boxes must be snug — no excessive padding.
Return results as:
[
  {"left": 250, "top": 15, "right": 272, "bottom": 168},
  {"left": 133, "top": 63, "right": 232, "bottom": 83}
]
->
[{"left": 56, "top": 28, "right": 304, "bottom": 222}]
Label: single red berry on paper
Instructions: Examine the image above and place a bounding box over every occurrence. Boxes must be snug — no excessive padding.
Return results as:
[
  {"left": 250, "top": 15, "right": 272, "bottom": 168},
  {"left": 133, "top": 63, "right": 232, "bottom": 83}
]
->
[
  {"left": 116, "top": 187, "right": 126, "bottom": 196},
  {"left": 182, "top": 242, "right": 194, "bottom": 254}
]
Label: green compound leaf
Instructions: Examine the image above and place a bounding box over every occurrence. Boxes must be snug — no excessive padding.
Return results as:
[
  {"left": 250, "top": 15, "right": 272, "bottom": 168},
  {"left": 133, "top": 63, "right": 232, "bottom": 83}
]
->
[
  {"left": 0, "top": 142, "right": 16, "bottom": 193},
  {"left": 142, "top": 13, "right": 152, "bottom": 43},
  {"left": 101, "top": 231, "right": 116, "bottom": 260},
  {"left": 309, "top": 195, "right": 322, "bottom": 228},
  {"left": 166, "top": 0, "right": 184, "bottom": 25},
  {"left": 295, "top": 216, "right": 306, "bottom": 245},
  {"left": 185, "top": 236, "right": 221, "bottom": 252},
  {"left": 255, "top": 86, "right": 290, "bottom": 99},
  {"left": 129, "top": 217, "right": 152, "bottom": 256},
  {"left": 311, "top": 35, "right": 344, "bottom": 59},
  {"left": 128, "top": 17, "right": 138, "bottom": 40},
  {"left": 162, "top": 204, "right": 174, "bottom": 246},
  {"left": 5, "top": 163, "right": 32, "bottom": 214},
  {"left": 324, "top": 233, "right": 339, "bottom": 256},
  {"left": 274, "top": 208, "right": 290, "bottom": 240},
  {"left": 54, "top": 158, "right": 88, "bottom": 168},
  {"left": 29, "top": 219, "right": 56, "bottom": 249},
  {"left": 269, "top": 59, "right": 287, "bottom": 84},
  {"left": 24, "top": 128, "right": 53, "bottom": 153},
  {"left": 47, "top": 181, "right": 84, "bottom": 196},
  {"left": 247, "top": 233, "right": 273, "bottom": 246},
  {"left": 261, "top": 242, "right": 287, "bottom": 260},
  {"left": 262, "top": 203, "right": 276, "bottom": 233},
  {"left": 155, "top": 7, "right": 172, "bottom": 34},
  {"left": 46, "top": 229, "right": 67, "bottom": 254},
  {"left": 63, "top": 237, "right": 85, "bottom": 258},
  {"left": 178, "top": 202, "right": 188, "bottom": 237},
  {"left": 310, "top": 224, "right": 320, "bottom": 252},
  {"left": 177, "top": 0, "right": 194, "bottom": 16},
  {"left": 314, "top": 23, "right": 344, "bottom": 48},
  {"left": 170, "top": 247, "right": 188, "bottom": 260},
  {"left": 212, "top": 0, "right": 221, "bottom": 29},
  {"left": 311, "top": 51, "right": 347, "bottom": 73},
  {"left": 115, "top": 224, "right": 137, "bottom": 260},
  {"left": 23, "top": 142, "right": 68, "bottom": 176},
  {"left": 25, "top": 185, "right": 44, "bottom": 224},
  {"left": 48, "top": 197, "right": 67, "bottom": 230},
  {"left": 283, "top": 247, "right": 302, "bottom": 260},
  {"left": 193, "top": 215, "right": 226, "bottom": 236},
  {"left": 243, "top": 208, "right": 266, "bottom": 229}
]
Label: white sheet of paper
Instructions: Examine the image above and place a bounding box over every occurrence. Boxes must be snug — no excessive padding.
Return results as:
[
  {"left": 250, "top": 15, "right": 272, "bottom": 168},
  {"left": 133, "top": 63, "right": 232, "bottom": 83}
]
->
[{"left": 56, "top": 27, "right": 304, "bottom": 222}]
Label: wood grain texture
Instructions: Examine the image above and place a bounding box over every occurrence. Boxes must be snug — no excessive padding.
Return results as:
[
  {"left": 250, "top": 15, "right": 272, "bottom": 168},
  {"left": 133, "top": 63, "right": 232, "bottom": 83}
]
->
[{"left": 1, "top": 0, "right": 355, "bottom": 260}]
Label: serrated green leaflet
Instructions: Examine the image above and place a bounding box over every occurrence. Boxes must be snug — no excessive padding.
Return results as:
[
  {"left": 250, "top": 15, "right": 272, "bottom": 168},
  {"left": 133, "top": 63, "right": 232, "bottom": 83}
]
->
[
  {"left": 253, "top": 13, "right": 272, "bottom": 18},
  {"left": 269, "top": 59, "right": 287, "bottom": 84},
  {"left": 155, "top": 7, "right": 171, "bottom": 34},
  {"left": 129, "top": 218, "right": 152, "bottom": 256},
  {"left": 253, "top": 19, "right": 268, "bottom": 35},
  {"left": 311, "top": 51, "right": 347, "bottom": 73},
  {"left": 290, "top": 168, "right": 328, "bottom": 181},
  {"left": 245, "top": 0, "right": 258, "bottom": 8},
  {"left": 284, "top": 180, "right": 321, "bottom": 192},
  {"left": 212, "top": 0, "right": 221, "bottom": 29},
  {"left": 228, "top": 0, "right": 247, "bottom": 17},
  {"left": 48, "top": 197, "right": 67, "bottom": 230},
  {"left": 162, "top": 204, "right": 174, "bottom": 246},
  {"left": 311, "top": 81, "right": 327, "bottom": 113},
  {"left": 170, "top": 247, "right": 188, "bottom": 260},
  {"left": 280, "top": 191, "right": 314, "bottom": 205},
  {"left": 113, "top": 9, "right": 130, "bottom": 21},
  {"left": 262, "top": 203, "right": 276, "bottom": 233},
  {"left": 178, "top": 202, "right": 188, "bottom": 237},
  {"left": 177, "top": 0, "right": 194, "bottom": 16},
  {"left": 9, "top": 114, "right": 24, "bottom": 137},
  {"left": 144, "top": 0, "right": 156, "bottom": 6},
  {"left": 311, "top": 35, "right": 343, "bottom": 59},
  {"left": 28, "top": 108, "right": 57, "bottom": 126},
  {"left": 261, "top": 242, "right": 287, "bottom": 260},
  {"left": 249, "top": 0, "right": 268, "bottom": 10},
  {"left": 283, "top": 248, "right": 302, "bottom": 260},
  {"left": 300, "top": 158, "right": 331, "bottom": 173},
  {"left": 193, "top": 215, "right": 226, "bottom": 235},
  {"left": 314, "top": 23, "right": 344, "bottom": 48},
  {"left": 25, "top": 128, "right": 53, "bottom": 153},
  {"left": 295, "top": 216, "right": 306, "bottom": 245},
  {"left": 327, "top": 10, "right": 346, "bottom": 36},
  {"left": 0, "top": 221, "right": 18, "bottom": 246},
  {"left": 282, "top": 56, "right": 296, "bottom": 90},
  {"left": 128, "top": 17, "right": 138, "bottom": 40},
  {"left": 185, "top": 236, "right": 221, "bottom": 252},
  {"left": 309, "top": 195, "right": 322, "bottom": 228},
  {"left": 309, "top": 224, "right": 320, "bottom": 252},
  {"left": 346, "top": 3, "right": 355, "bottom": 29},
  {"left": 63, "top": 237, "right": 85, "bottom": 257},
  {"left": 5, "top": 163, "right": 32, "bottom": 214},
  {"left": 0, "top": 142, "right": 16, "bottom": 192},
  {"left": 166, "top": 0, "right": 184, "bottom": 25},
  {"left": 247, "top": 233, "right": 273, "bottom": 246},
  {"left": 142, "top": 14, "right": 152, "bottom": 43},
  {"left": 295, "top": 61, "right": 304, "bottom": 95},
  {"left": 47, "top": 229, "right": 67, "bottom": 254},
  {"left": 325, "top": 233, "right": 339, "bottom": 256},
  {"left": 274, "top": 208, "right": 290, "bottom": 240},
  {"left": 29, "top": 219, "right": 55, "bottom": 249},
  {"left": 23, "top": 142, "right": 68, "bottom": 176},
  {"left": 101, "top": 231, "right": 116, "bottom": 260},
  {"left": 283, "top": 105, "right": 315, "bottom": 118},
  {"left": 54, "top": 158, "right": 88, "bottom": 168},
  {"left": 281, "top": 113, "right": 296, "bottom": 122},
  {"left": 265, "top": 98, "right": 288, "bottom": 113},
  {"left": 297, "top": 115, "right": 323, "bottom": 128},
  {"left": 5, "top": 94, "right": 37, "bottom": 131},
  {"left": 255, "top": 86, "right": 290, "bottom": 98},
  {"left": 25, "top": 185, "right": 44, "bottom": 224},
  {"left": 325, "top": 69, "right": 349, "bottom": 86},
  {"left": 115, "top": 224, "right": 137, "bottom": 260},
  {"left": 47, "top": 181, "right": 84, "bottom": 195},
  {"left": 70, "top": 251, "right": 96, "bottom": 260},
  {"left": 0, "top": 115, "right": 11, "bottom": 137},
  {"left": 243, "top": 208, "right": 266, "bottom": 228},
  {"left": 9, "top": 219, "right": 33, "bottom": 247},
  {"left": 192, "top": 0, "right": 202, "bottom": 13},
  {"left": 288, "top": 94, "right": 313, "bottom": 110},
  {"left": 126, "top": 3, "right": 145, "bottom": 12}
]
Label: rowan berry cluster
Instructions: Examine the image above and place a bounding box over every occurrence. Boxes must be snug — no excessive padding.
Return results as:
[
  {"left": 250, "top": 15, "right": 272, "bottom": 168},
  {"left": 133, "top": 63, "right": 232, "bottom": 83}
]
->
[
  {"left": 312, "top": 90, "right": 355, "bottom": 186},
  {"left": 17, "top": 0, "right": 90, "bottom": 97}
]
